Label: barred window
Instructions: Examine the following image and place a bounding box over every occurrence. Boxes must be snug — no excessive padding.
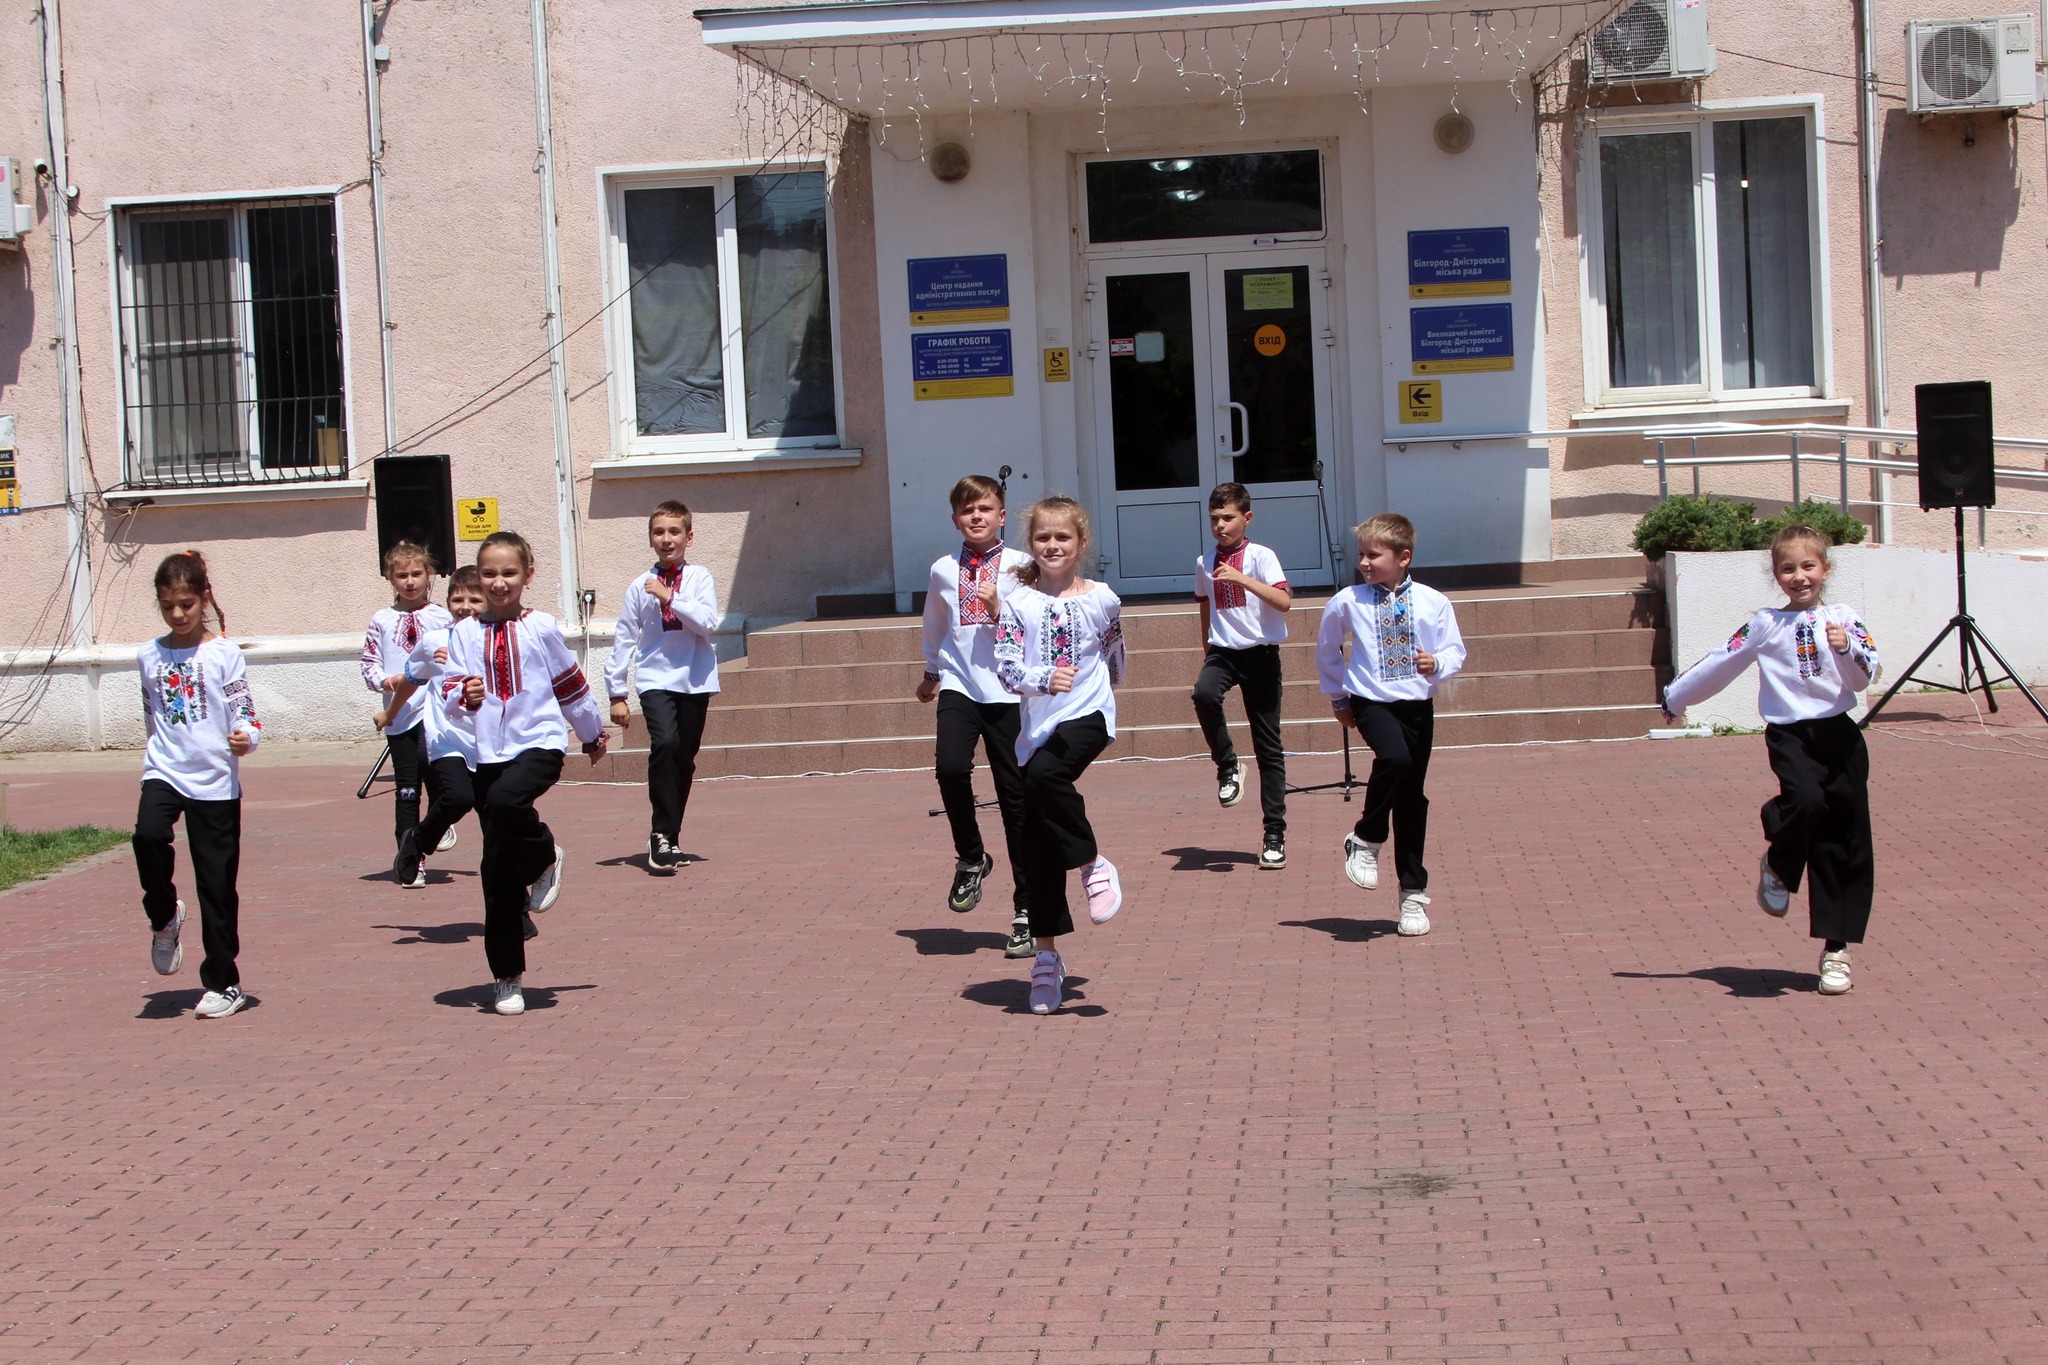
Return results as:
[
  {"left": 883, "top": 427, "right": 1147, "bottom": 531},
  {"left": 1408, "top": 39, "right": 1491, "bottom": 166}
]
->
[{"left": 117, "top": 198, "right": 347, "bottom": 486}]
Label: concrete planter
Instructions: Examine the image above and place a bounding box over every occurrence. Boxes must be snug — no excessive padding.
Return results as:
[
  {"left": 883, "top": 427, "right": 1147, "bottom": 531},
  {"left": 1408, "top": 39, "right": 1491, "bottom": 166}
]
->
[{"left": 1662, "top": 545, "right": 2048, "bottom": 731}]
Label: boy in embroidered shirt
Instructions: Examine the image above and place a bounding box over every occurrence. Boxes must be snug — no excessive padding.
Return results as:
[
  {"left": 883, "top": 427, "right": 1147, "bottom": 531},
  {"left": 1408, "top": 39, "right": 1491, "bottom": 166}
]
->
[
  {"left": 918, "top": 475, "right": 1036, "bottom": 956},
  {"left": 606, "top": 500, "right": 721, "bottom": 875},
  {"left": 1190, "top": 481, "right": 1293, "bottom": 870},
  {"left": 1315, "top": 514, "right": 1466, "bottom": 937}
]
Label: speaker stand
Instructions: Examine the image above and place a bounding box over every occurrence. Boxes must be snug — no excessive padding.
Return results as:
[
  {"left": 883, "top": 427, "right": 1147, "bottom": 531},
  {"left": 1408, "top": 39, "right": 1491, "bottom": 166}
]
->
[
  {"left": 1861, "top": 506, "right": 2048, "bottom": 727},
  {"left": 1288, "top": 725, "right": 1362, "bottom": 802}
]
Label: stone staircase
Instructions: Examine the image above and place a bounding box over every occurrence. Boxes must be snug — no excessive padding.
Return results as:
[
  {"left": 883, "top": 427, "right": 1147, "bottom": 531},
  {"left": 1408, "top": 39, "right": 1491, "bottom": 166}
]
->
[{"left": 590, "top": 557, "right": 1669, "bottom": 782}]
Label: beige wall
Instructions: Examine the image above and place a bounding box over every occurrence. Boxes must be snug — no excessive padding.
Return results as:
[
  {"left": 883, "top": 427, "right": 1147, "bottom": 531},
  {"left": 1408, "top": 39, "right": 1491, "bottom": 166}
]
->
[
  {"left": 0, "top": 0, "right": 891, "bottom": 669},
  {"left": 1539, "top": 1, "right": 2048, "bottom": 558}
]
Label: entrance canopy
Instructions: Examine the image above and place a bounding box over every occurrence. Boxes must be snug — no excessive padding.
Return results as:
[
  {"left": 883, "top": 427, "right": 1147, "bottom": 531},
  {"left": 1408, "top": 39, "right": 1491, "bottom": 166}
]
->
[{"left": 697, "top": 0, "right": 1627, "bottom": 120}]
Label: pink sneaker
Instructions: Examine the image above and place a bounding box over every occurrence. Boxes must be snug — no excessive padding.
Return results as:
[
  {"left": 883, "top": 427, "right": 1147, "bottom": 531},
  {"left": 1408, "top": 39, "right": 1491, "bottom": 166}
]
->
[{"left": 1084, "top": 856, "right": 1122, "bottom": 924}]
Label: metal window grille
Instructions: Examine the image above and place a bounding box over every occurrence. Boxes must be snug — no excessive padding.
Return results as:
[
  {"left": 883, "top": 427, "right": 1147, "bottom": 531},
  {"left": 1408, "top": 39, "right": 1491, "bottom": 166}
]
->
[{"left": 117, "top": 198, "right": 347, "bottom": 487}]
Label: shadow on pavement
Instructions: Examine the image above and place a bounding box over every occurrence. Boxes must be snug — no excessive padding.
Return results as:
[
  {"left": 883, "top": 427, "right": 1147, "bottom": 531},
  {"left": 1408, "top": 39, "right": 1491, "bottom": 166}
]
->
[
  {"left": 431, "top": 982, "right": 598, "bottom": 1012},
  {"left": 137, "top": 988, "right": 205, "bottom": 1019},
  {"left": 1613, "top": 967, "right": 1815, "bottom": 997},
  {"left": 897, "top": 927, "right": 1009, "bottom": 955},
  {"left": 376, "top": 922, "right": 484, "bottom": 946},
  {"left": 1282, "top": 917, "right": 1397, "bottom": 944},
  {"left": 596, "top": 852, "right": 706, "bottom": 873},
  {"left": 961, "top": 975, "right": 1105, "bottom": 1016},
  {"left": 1163, "top": 846, "right": 1258, "bottom": 872}
]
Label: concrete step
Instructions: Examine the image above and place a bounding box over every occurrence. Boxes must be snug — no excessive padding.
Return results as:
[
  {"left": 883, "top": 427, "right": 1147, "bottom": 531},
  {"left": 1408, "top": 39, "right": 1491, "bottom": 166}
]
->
[
  {"left": 590, "top": 702, "right": 1666, "bottom": 783},
  {"left": 740, "top": 582, "right": 1664, "bottom": 669}
]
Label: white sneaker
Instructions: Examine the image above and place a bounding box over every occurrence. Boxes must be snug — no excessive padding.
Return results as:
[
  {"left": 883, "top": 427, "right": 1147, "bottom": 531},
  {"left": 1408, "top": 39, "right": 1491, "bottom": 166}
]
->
[
  {"left": 1817, "top": 950, "right": 1852, "bottom": 995},
  {"left": 151, "top": 901, "right": 184, "bottom": 976},
  {"left": 1397, "top": 891, "right": 1432, "bottom": 936},
  {"left": 1217, "top": 760, "right": 1245, "bottom": 808},
  {"left": 194, "top": 985, "right": 246, "bottom": 1019},
  {"left": 436, "top": 828, "right": 459, "bottom": 854},
  {"left": 1343, "top": 834, "right": 1381, "bottom": 890},
  {"left": 494, "top": 975, "right": 525, "bottom": 1015},
  {"left": 1757, "top": 854, "right": 1790, "bottom": 917},
  {"left": 527, "top": 844, "right": 565, "bottom": 913},
  {"left": 1028, "top": 950, "right": 1064, "bottom": 1015}
]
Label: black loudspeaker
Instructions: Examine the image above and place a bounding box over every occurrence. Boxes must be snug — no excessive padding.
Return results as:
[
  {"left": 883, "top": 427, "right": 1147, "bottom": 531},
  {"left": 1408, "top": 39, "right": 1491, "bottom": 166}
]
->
[
  {"left": 372, "top": 455, "right": 457, "bottom": 575},
  {"left": 1915, "top": 381, "right": 1996, "bottom": 510}
]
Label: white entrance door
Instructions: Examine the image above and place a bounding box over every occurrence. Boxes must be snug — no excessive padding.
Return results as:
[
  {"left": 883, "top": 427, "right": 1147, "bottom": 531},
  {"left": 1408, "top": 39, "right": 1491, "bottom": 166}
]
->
[{"left": 1089, "top": 248, "right": 1338, "bottom": 595}]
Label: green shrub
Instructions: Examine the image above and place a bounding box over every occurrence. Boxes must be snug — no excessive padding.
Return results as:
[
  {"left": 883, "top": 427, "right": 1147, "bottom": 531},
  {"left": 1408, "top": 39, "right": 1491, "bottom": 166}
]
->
[
  {"left": 1755, "top": 498, "right": 1869, "bottom": 547},
  {"left": 1630, "top": 495, "right": 1767, "bottom": 561}
]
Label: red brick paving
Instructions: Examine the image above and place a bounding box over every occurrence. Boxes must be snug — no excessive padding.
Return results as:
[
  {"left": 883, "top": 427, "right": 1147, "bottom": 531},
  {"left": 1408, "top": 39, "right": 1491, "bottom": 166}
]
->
[{"left": 1, "top": 695, "right": 2045, "bottom": 1361}]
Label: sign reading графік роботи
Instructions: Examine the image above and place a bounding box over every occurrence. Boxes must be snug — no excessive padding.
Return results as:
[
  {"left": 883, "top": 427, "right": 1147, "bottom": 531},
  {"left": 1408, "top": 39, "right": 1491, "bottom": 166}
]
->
[{"left": 912, "top": 330, "right": 1015, "bottom": 400}]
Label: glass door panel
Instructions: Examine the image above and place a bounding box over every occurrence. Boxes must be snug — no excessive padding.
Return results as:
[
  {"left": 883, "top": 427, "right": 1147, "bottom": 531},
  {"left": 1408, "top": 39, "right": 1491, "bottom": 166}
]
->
[
  {"left": 1106, "top": 272, "right": 1199, "bottom": 492},
  {"left": 1208, "top": 251, "right": 1335, "bottom": 587}
]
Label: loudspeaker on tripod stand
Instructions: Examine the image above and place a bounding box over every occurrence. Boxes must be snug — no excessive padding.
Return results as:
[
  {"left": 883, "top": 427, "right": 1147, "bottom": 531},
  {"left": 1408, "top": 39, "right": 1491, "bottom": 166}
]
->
[
  {"left": 372, "top": 455, "right": 457, "bottom": 576},
  {"left": 1914, "top": 380, "right": 1996, "bottom": 510}
]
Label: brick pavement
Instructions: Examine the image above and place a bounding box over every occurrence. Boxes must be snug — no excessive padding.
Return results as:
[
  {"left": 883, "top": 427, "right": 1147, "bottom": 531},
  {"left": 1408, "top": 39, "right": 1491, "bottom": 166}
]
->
[{"left": 0, "top": 695, "right": 2044, "bottom": 1362}]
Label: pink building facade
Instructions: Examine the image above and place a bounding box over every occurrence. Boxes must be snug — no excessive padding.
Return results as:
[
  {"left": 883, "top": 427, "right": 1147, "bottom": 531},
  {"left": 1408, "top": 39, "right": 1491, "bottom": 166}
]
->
[{"left": 1, "top": 0, "right": 2044, "bottom": 747}]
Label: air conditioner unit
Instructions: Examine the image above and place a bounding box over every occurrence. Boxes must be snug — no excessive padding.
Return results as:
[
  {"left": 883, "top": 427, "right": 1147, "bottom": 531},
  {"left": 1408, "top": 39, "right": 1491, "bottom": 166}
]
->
[
  {"left": 1907, "top": 16, "right": 2040, "bottom": 113},
  {"left": 1589, "top": 0, "right": 1717, "bottom": 83}
]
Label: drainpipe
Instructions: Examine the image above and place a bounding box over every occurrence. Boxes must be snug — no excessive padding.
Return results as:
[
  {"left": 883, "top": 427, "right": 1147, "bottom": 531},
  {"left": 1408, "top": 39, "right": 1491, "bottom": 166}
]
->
[
  {"left": 1855, "top": 0, "right": 1892, "bottom": 542},
  {"left": 360, "top": 0, "right": 398, "bottom": 452},
  {"left": 38, "top": 0, "right": 96, "bottom": 740},
  {"left": 529, "top": 0, "right": 584, "bottom": 625}
]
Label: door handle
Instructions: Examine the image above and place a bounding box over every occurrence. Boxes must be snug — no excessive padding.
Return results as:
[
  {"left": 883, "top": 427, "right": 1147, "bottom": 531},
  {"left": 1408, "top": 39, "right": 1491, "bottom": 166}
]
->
[{"left": 1222, "top": 401, "right": 1250, "bottom": 459}]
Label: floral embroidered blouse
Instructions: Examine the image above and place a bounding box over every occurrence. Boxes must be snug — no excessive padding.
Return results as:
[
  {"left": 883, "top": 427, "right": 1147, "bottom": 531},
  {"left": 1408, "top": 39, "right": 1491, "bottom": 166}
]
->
[
  {"left": 992, "top": 581, "right": 1126, "bottom": 763},
  {"left": 139, "top": 636, "right": 263, "bottom": 801},
  {"left": 1664, "top": 603, "right": 1878, "bottom": 724}
]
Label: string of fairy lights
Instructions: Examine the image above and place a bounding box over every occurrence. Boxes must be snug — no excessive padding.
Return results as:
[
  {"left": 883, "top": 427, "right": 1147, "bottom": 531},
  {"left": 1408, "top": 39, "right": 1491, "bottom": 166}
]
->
[{"left": 730, "top": 0, "right": 1637, "bottom": 161}]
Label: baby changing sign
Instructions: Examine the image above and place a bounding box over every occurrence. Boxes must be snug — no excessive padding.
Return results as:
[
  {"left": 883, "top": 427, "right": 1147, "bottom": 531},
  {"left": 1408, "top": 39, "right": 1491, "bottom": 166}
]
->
[
  {"left": 1410, "top": 303, "right": 1514, "bottom": 374},
  {"left": 912, "top": 329, "right": 1015, "bottom": 400}
]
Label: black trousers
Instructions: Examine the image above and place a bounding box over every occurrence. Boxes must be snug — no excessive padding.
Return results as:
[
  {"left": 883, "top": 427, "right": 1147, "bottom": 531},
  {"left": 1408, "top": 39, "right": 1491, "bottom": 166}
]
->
[
  {"left": 385, "top": 723, "right": 444, "bottom": 849},
  {"left": 415, "top": 756, "right": 476, "bottom": 856},
  {"left": 473, "top": 749, "right": 564, "bottom": 981},
  {"left": 641, "top": 689, "right": 711, "bottom": 841},
  {"left": 1763, "top": 713, "right": 1874, "bottom": 944},
  {"left": 1020, "top": 713, "right": 1112, "bottom": 940},
  {"left": 133, "top": 778, "right": 242, "bottom": 992},
  {"left": 1349, "top": 697, "right": 1435, "bottom": 893},
  {"left": 933, "top": 691, "right": 1029, "bottom": 911},
  {"left": 1190, "top": 643, "right": 1288, "bottom": 836}
]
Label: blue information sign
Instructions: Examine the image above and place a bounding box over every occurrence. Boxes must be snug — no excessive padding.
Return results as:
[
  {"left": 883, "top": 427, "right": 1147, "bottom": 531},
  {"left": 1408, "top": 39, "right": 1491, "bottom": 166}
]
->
[
  {"left": 1408, "top": 227, "right": 1512, "bottom": 298},
  {"left": 912, "top": 329, "right": 1015, "bottom": 400},
  {"left": 908, "top": 254, "right": 1010, "bottom": 324},
  {"left": 1410, "top": 303, "right": 1514, "bottom": 374}
]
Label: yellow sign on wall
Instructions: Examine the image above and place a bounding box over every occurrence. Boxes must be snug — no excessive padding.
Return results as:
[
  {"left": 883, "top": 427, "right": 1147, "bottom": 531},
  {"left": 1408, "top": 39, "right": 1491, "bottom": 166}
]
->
[
  {"left": 1043, "top": 347, "right": 1071, "bottom": 382},
  {"left": 1398, "top": 380, "right": 1443, "bottom": 425},
  {"left": 457, "top": 497, "right": 500, "bottom": 541}
]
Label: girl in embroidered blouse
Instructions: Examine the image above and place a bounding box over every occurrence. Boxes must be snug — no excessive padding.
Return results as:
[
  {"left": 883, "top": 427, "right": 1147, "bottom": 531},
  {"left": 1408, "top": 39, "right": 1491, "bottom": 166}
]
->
[
  {"left": 992, "top": 496, "right": 1127, "bottom": 1016},
  {"left": 362, "top": 540, "right": 452, "bottom": 877},
  {"left": 1661, "top": 525, "right": 1880, "bottom": 997},
  {"left": 443, "top": 532, "right": 609, "bottom": 1017}
]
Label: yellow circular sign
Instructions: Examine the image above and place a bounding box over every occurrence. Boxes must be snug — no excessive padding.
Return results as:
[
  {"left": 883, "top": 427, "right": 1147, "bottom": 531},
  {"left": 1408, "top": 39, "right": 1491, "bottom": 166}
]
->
[{"left": 1253, "top": 324, "right": 1286, "bottom": 357}]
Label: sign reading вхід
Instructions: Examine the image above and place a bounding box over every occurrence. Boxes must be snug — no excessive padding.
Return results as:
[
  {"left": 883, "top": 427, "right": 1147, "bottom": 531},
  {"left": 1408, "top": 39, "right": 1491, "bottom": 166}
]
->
[
  {"left": 1408, "top": 227, "right": 1511, "bottom": 298},
  {"left": 1410, "top": 303, "right": 1513, "bottom": 375},
  {"left": 908, "top": 255, "right": 1010, "bottom": 325},
  {"left": 913, "top": 329, "right": 1015, "bottom": 400}
]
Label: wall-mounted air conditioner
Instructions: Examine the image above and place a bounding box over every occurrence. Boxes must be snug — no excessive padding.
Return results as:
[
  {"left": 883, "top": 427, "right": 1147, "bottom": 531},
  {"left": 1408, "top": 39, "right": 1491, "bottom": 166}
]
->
[
  {"left": 1907, "top": 16, "right": 2040, "bottom": 113},
  {"left": 1589, "top": 0, "right": 1717, "bottom": 83}
]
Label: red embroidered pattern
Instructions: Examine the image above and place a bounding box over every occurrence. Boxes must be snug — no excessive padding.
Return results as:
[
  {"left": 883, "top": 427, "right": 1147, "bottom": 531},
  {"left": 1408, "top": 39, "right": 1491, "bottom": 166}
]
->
[
  {"left": 654, "top": 562, "right": 687, "bottom": 631},
  {"left": 1211, "top": 544, "right": 1248, "bottom": 610},
  {"left": 398, "top": 610, "right": 422, "bottom": 652},
  {"left": 485, "top": 620, "right": 522, "bottom": 701},
  {"left": 957, "top": 544, "right": 1000, "bottom": 626},
  {"left": 552, "top": 665, "right": 591, "bottom": 708}
]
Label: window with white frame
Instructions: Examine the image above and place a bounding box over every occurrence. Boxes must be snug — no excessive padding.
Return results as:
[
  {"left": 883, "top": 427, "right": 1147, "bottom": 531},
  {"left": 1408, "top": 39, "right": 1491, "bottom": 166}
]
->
[
  {"left": 1590, "top": 109, "right": 1822, "bottom": 404},
  {"left": 116, "top": 197, "right": 347, "bottom": 486},
  {"left": 606, "top": 168, "right": 838, "bottom": 456}
]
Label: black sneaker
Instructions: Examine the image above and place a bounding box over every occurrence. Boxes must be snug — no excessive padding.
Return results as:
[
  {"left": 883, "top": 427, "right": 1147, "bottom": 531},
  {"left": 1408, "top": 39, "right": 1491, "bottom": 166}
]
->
[
  {"left": 648, "top": 832, "right": 682, "bottom": 876},
  {"left": 1259, "top": 832, "right": 1287, "bottom": 870},
  {"left": 1004, "top": 917, "right": 1036, "bottom": 958},
  {"left": 395, "top": 829, "right": 426, "bottom": 889},
  {"left": 948, "top": 853, "right": 993, "bottom": 912}
]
